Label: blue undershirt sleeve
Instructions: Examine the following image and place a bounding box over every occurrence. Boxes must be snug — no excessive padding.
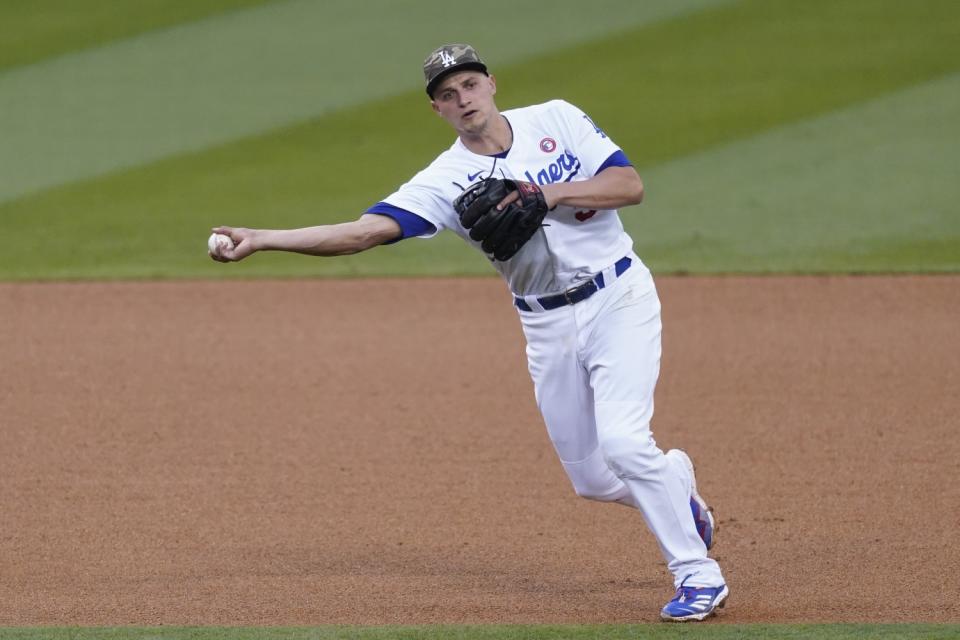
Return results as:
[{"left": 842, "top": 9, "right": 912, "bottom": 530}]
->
[
  {"left": 365, "top": 202, "right": 437, "bottom": 244},
  {"left": 596, "top": 150, "right": 633, "bottom": 174}
]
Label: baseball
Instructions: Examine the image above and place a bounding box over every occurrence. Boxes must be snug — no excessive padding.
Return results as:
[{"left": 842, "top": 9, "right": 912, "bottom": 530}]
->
[{"left": 207, "top": 232, "right": 234, "bottom": 256}]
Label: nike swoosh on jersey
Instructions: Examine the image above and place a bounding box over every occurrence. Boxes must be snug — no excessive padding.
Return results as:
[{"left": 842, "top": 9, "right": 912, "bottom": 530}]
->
[{"left": 467, "top": 170, "right": 484, "bottom": 181}]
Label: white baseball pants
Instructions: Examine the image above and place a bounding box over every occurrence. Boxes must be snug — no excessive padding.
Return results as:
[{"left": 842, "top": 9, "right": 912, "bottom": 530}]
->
[{"left": 517, "top": 258, "right": 724, "bottom": 589}]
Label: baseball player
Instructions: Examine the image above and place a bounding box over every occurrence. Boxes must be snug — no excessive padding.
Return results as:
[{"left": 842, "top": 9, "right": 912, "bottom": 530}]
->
[{"left": 210, "top": 44, "right": 728, "bottom": 622}]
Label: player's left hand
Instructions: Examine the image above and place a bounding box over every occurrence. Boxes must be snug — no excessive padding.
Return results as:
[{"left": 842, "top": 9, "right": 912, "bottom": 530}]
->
[{"left": 453, "top": 178, "right": 549, "bottom": 261}]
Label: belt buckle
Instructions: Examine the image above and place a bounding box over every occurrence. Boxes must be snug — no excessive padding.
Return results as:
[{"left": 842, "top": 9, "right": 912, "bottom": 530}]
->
[{"left": 563, "top": 280, "right": 591, "bottom": 305}]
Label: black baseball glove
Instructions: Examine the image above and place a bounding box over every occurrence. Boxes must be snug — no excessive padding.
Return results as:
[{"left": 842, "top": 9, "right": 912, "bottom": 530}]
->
[{"left": 453, "top": 178, "right": 548, "bottom": 261}]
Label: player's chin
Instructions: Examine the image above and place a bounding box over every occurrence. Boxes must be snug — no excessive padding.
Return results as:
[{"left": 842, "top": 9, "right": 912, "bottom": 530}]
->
[{"left": 461, "top": 110, "right": 482, "bottom": 125}]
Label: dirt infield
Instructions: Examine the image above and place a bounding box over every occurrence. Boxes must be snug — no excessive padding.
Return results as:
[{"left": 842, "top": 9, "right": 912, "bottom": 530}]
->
[{"left": 1, "top": 276, "right": 958, "bottom": 625}]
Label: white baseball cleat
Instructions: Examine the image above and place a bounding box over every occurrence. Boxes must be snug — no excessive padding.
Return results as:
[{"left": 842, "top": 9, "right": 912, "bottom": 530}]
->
[{"left": 660, "top": 579, "right": 729, "bottom": 622}]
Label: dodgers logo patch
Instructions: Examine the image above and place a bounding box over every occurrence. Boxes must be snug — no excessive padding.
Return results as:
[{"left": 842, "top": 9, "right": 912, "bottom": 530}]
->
[{"left": 539, "top": 137, "right": 557, "bottom": 153}]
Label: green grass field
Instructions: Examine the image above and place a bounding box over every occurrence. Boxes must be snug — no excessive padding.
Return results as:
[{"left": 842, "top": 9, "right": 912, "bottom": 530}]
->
[
  {"left": 1, "top": 0, "right": 958, "bottom": 279},
  {"left": 2, "top": 1, "right": 959, "bottom": 637}
]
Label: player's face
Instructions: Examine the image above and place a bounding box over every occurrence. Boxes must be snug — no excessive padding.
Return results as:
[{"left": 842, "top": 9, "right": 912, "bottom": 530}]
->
[{"left": 431, "top": 71, "right": 498, "bottom": 136}]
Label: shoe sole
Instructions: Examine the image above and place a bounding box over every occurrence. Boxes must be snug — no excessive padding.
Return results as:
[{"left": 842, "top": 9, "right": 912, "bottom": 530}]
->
[
  {"left": 668, "top": 449, "right": 718, "bottom": 550},
  {"left": 660, "top": 585, "right": 729, "bottom": 622}
]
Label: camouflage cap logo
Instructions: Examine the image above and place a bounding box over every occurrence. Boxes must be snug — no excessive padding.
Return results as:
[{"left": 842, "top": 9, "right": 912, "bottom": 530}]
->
[
  {"left": 439, "top": 50, "right": 457, "bottom": 67},
  {"left": 423, "top": 44, "right": 488, "bottom": 97}
]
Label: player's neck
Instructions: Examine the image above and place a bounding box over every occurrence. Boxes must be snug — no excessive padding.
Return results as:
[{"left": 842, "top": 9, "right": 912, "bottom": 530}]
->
[{"left": 459, "top": 114, "right": 512, "bottom": 156}]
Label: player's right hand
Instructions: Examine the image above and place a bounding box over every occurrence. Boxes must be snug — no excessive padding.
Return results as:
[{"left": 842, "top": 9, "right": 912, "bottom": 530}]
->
[{"left": 209, "top": 226, "right": 257, "bottom": 262}]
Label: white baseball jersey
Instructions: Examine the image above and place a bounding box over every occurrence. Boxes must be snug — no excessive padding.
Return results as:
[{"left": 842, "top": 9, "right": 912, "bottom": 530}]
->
[{"left": 369, "top": 100, "right": 637, "bottom": 297}]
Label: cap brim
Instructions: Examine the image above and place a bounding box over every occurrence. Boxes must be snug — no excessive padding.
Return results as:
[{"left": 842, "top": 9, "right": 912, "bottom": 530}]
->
[{"left": 426, "top": 62, "right": 488, "bottom": 97}]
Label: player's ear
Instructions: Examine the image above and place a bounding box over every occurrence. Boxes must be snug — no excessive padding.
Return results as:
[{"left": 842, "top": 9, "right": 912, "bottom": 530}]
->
[
  {"left": 489, "top": 74, "right": 497, "bottom": 95},
  {"left": 430, "top": 99, "right": 440, "bottom": 115}
]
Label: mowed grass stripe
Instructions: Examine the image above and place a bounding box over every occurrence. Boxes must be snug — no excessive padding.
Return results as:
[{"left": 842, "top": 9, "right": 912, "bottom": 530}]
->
[
  {"left": 1, "top": 625, "right": 959, "bottom": 639},
  {"left": 1, "top": 0, "right": 958, "bottom": 279},
  {"left": 0, "top": 0, "right": 277, "bottom": 71},
  {"left": 629, "top": 72, "right": 960, "bottom": 273},
  {"left": 503, "top": 0, "right": 960, "bottom": 170},
  {"left": 0, "top": 0, "right": 732, "bottom": 205},
  {"left": 0, "top": 89, "right": 486, "bottom": 280}
]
